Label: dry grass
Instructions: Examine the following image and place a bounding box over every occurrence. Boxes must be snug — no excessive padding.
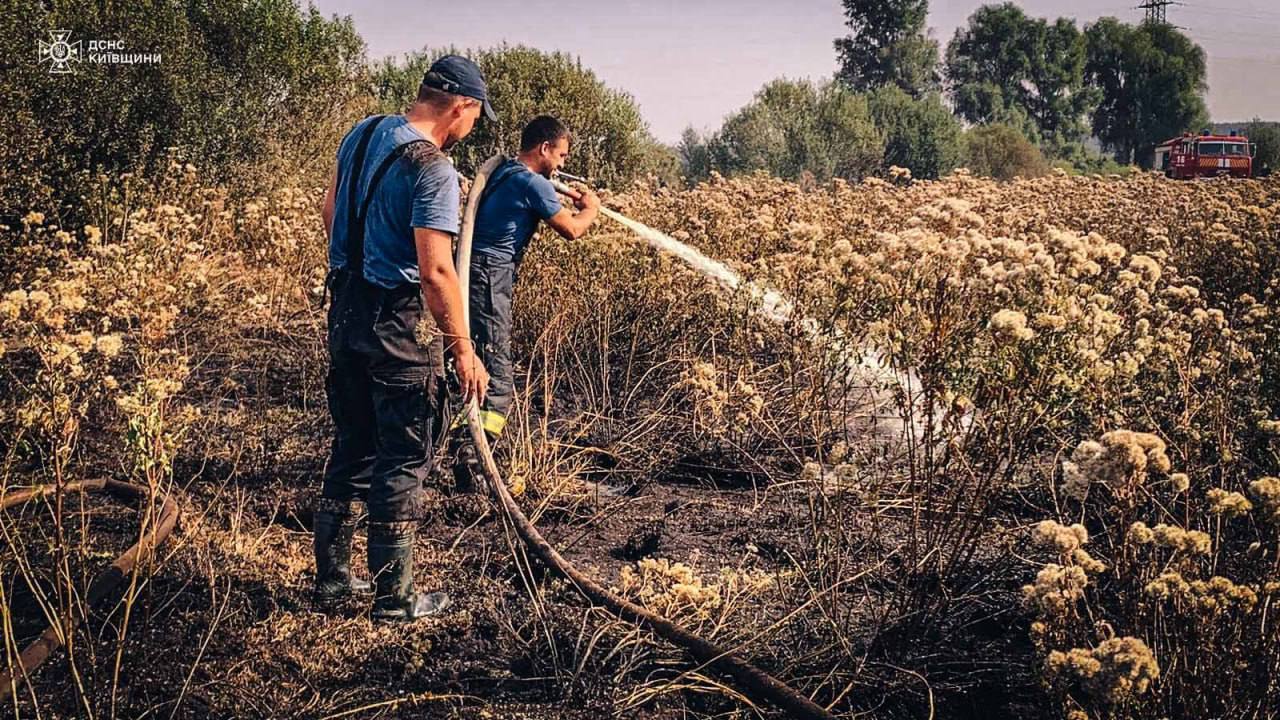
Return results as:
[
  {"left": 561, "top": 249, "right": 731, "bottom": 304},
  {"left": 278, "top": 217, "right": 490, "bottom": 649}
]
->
[{"left": 2, "top": 164, "right": 1278, "bottom": 718}]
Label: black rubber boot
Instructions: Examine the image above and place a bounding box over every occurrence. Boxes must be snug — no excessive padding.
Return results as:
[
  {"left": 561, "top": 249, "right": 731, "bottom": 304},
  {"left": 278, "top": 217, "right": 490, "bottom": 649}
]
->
[
  {"left": 368, "top": 521, "right": 451, "bottom": 623},
  {"left": 449, "top": 428, "right": 490, "bottom": 496},
  {"left": 313, "top": 499, "right": 372, "bottom": 607}
]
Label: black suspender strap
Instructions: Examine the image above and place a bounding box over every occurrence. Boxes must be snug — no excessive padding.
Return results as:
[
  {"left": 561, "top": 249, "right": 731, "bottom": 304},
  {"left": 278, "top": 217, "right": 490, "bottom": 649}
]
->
[
  {"left": 357, "top": 140, "right": 431, "bottom": 229},
  {"left": 340, "top": 116, "right": 450, "bottom": 275},
  {"left": 346, "top": 138, "right": 428, "bottom": 274},
  {"left": 474, "top": 160, "right": 527, "bottom": 216},
  {"left": 340, "top": 114, "right": 387, "bottom": 267}
]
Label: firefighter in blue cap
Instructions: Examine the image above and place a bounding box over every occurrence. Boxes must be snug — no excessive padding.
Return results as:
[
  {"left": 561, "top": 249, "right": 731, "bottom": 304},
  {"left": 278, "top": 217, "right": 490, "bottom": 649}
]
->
[
  {"left": 313, "top": 55, "right": 496, "bottom": 623},
  {"left": 449, "top": 115, "right": 601, "bottom": 492}
]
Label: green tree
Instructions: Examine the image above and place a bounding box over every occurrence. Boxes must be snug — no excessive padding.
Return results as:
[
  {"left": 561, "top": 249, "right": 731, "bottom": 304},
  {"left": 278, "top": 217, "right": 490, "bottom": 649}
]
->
[
  {"left": 634, "top": 136, "right": 683, "bottom": 187},
  {"left": 704, "top": 79, "right": 883, "bottom": 183},
  {"left": 1244, "top": 120, "right": 1280, "bottom": 176},
  {"left": 945, "top": 4, "right": 1098, "bottom": 153},
  {"left": 676, "top": 127, "right": 714, "bottom": 184},
  {"left": 1, "top": 0, "right": 369, "bottom": 223},
  {"left": 372, "top": 45, "right": 655, "bottom": 189},
  {"left": 867, "top": 85, "right": 962, "bottom": 179},
  {"left": 961, "top": 123, "right": 1049, "bottom": 180},
  {"left": 1084, "top": 18, "right": 1209, "bottom": 166},
  {"left": 834, "top": 0, "right": 939, "bottom": 96}
]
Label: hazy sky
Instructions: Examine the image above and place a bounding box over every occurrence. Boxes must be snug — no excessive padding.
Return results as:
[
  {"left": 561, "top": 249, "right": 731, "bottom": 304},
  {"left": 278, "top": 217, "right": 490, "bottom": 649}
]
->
[{"left": 309, "top": 0, "right": 1280, "bottom": 142}]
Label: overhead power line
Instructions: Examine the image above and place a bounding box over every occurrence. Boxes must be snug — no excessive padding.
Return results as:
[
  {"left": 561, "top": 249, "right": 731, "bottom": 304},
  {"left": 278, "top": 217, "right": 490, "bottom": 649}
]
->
[{"left": 1177, "top": 2, "right": 1280, "bottom": 22}]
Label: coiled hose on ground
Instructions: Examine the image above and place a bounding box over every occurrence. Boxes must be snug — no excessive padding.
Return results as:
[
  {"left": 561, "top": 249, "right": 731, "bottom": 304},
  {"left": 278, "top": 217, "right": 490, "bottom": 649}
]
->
[
  {"left": 0, "top": 479, "right": 180, "bottom": 700},
  {"left": 455, "top": 156, "right": 838, "bottom": 720}
]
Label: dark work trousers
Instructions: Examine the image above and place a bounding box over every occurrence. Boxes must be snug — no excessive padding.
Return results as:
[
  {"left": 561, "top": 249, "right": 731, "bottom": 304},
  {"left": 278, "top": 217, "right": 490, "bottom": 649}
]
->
[
  {"left": 322, "top": 268, "right": 448, "bottom": 522},
  {"left": 464, "top": 253, "right": 517, "bottom": 436}
]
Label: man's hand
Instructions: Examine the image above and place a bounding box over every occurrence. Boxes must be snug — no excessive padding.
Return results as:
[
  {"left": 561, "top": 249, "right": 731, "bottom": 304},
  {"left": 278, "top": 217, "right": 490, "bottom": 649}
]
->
[
  {"left": 570, "top": 182, "right": 600, "bottom": 211},
  {"left": 453, "top": 343, "right": 490, "bottom": 405},
  {"left": 576, "top": 189, "right": 601, "bottom": 211},
  {"left": 546, "top": 181, "right": 601, "bottom": 241}
]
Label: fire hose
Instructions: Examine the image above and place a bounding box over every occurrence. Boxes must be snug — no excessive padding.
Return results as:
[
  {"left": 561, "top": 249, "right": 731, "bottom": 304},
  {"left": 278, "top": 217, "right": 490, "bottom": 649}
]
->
[
  {"left": 456, "top": 156, "right": 839, "bottom": 720},
  {"left": 0, "top": 480, "right": 180, "bottom": 700}
]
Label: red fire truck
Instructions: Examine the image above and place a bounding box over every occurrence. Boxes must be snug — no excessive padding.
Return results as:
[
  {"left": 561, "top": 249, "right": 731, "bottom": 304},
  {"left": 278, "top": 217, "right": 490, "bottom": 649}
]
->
[{"left": 1154, "top": 131, "right": 1256, "bottom": 179}]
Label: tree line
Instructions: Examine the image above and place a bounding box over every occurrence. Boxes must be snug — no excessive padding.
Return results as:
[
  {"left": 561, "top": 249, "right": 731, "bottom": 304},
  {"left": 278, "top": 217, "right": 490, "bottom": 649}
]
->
[
  {"left": 3, "top": 0, "right": 1271, "bottom": 230},
  {"left": 678, "top": 0, "right": 1254, "bottom": 185},
  {"left": 2, "top": 1, "right": 672, "bottom": 227}
]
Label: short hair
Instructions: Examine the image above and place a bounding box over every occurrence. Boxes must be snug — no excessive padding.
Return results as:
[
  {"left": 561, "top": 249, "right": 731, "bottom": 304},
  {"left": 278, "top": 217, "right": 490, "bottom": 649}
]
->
[
  {"left": 416, "top": 83, "right": 465, "bottom": 112},
  {"left": 520, "top": 115, "right": 571, "bottom": 152}
]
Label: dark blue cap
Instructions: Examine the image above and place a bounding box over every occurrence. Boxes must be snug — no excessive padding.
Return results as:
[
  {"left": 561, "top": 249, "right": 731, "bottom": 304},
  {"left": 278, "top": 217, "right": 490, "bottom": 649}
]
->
[{"left": 423, "top": 54, "right": 497, "bottom": 122}]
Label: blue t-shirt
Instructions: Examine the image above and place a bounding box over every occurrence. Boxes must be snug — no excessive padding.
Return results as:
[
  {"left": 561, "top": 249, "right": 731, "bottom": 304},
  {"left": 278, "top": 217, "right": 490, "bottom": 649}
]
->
[
  {"left": 329, "top": 115, "right": 460, "bottom": 289},
  {"left": 472, "top": 159, "right": 563, "bottom": 263}
]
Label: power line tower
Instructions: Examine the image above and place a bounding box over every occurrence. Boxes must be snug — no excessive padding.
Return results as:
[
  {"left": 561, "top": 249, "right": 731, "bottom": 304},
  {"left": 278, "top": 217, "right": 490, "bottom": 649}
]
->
[{"left": 1138, "top": 0, "right": 1174, "bottom": 24}]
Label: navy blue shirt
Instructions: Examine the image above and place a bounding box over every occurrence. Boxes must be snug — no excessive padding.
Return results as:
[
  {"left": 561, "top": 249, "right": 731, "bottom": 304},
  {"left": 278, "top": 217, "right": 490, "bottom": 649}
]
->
[
  {"left": 329, "top": 115, "right": 460, "bottom": 289},
  {"left": 472, "top": 158, "right": 563, "bottom": 264}
]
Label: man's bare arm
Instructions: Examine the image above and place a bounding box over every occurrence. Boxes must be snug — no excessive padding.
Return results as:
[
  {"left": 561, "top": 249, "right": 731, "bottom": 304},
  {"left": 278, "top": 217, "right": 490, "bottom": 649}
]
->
[
  {"left": 544, "top": 186, "right": 600, "bottom": 241},
  {"left": 414, "top": 227, "right": 488, "bottom": 402}
]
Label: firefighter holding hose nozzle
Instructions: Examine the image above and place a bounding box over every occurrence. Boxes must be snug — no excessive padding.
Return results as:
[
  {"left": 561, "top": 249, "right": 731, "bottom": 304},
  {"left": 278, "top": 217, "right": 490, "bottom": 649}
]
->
[{"left": 449, "top": 115, "right": 601, "bottom": 493}]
